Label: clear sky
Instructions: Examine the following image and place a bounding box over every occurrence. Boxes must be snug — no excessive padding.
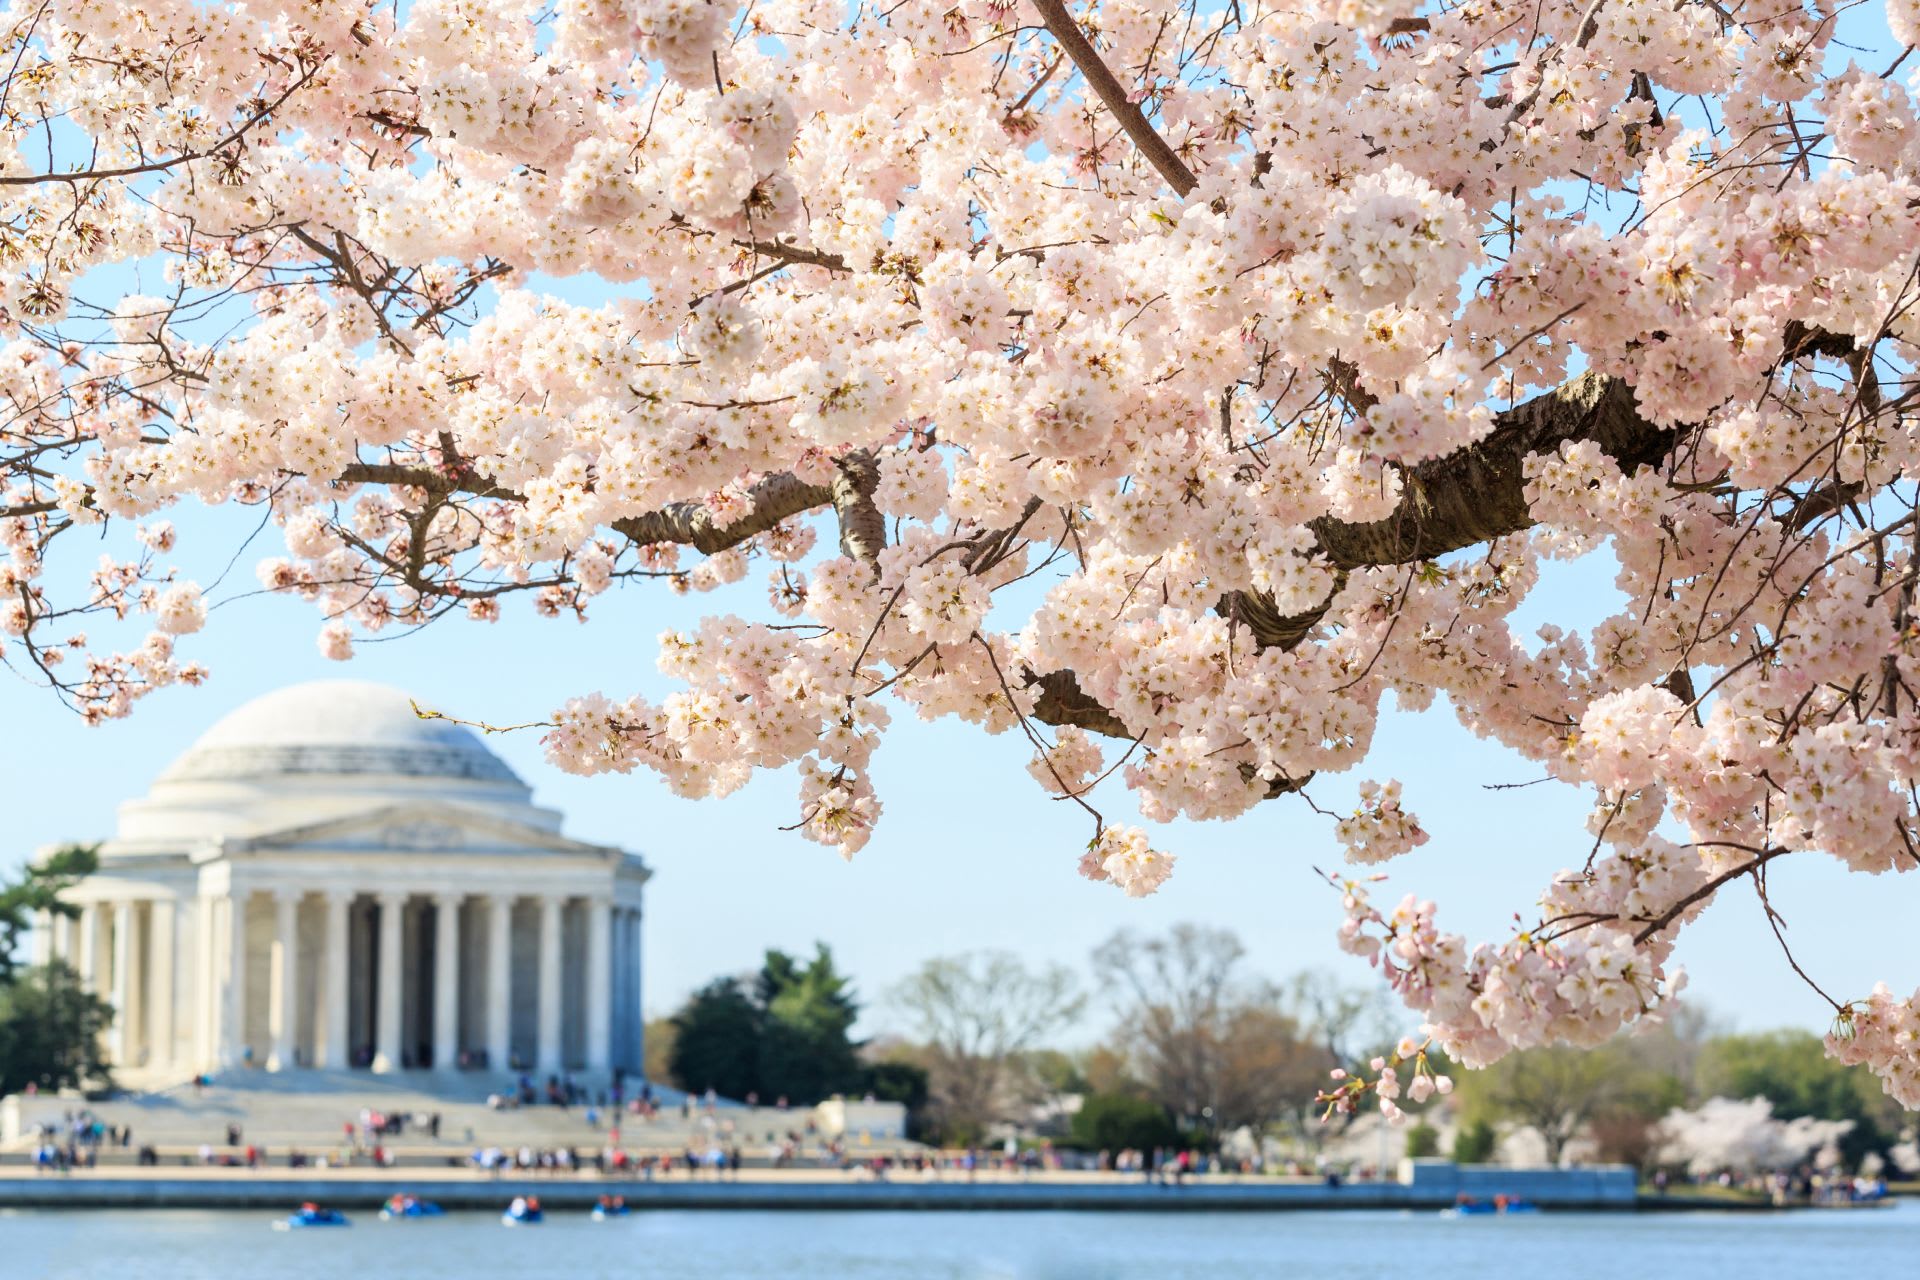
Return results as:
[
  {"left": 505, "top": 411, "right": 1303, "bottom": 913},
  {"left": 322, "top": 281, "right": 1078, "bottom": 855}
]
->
[{"left": 3, "top": 7, "right": 1913, "bottom": 1049}]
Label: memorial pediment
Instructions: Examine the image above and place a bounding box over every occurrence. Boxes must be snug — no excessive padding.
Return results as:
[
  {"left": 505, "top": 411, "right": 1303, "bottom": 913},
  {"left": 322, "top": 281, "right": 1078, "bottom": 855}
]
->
[{"left": 228, "top": 802, "right": 617, "bottom": 859}]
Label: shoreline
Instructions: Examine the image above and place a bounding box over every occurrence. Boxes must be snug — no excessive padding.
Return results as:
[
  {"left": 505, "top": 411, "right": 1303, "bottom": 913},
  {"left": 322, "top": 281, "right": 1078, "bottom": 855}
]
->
[{"left": 0, "top": 1170, "right": 1783, "bottom": 1213}]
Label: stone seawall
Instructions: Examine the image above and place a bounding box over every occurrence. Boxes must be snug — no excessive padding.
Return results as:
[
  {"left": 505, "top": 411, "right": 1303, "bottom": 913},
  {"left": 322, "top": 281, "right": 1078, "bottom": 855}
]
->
[{"left": 0, "top": 1163, "right": 1642, "bottom": 1213}]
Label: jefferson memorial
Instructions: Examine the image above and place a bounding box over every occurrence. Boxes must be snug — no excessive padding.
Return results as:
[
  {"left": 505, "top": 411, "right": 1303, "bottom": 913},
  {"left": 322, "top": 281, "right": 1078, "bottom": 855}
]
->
[{"left": 35, "top": 681, "right": 650, "bottom": 1084}]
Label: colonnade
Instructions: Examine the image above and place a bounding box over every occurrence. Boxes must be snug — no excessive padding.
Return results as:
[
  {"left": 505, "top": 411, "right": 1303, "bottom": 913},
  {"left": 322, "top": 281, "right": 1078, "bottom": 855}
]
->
[{"left": 42, "top": 888, "right": 645, "bottom": 1078}]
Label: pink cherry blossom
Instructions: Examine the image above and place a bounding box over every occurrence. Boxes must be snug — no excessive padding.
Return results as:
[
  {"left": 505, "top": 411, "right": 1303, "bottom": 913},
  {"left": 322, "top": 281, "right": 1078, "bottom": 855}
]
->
[{"left": 2, "top": 0, "right": 1918, "bottom": 1103}]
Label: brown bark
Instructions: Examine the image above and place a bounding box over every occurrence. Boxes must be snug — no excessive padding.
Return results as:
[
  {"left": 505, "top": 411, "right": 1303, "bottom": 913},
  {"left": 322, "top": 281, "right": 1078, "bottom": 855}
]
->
[
  {"left": 830, "top": 450, "right": 886, "bottom": 572},
  {"left": 1025, "top": 668, "right": 1131, "bottom": 738},
  {"left": 1029, "top": 0, "right": 1199, "bottom": 197},
  {"left": 612, "top": 471, "right": 834, "bottom": 557},
  {"left": 1311, "top": 371, "right": 1661, "bottom": 572}
]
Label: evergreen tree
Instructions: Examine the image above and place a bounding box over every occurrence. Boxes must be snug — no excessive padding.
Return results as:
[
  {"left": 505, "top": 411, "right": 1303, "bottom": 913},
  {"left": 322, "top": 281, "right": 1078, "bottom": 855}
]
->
[
  {"left": 0, "top": 961, "right": 113, "bottom": 1095},
  {"left": 0, "top": 844, "right": 96, "bottom": 984},
  {"left": 663, "top": 944, "right": 864, "bottom": 1105},
  {"left": 756, "top": 944, "right": 861, "bottom": 1104},
  {"left": 666, "top": 977, "right": 763, "bottom": 1101}
]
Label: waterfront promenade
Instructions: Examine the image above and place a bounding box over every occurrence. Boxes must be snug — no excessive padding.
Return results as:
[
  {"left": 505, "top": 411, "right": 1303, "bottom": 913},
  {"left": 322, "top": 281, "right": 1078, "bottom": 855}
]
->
[{"left": 0, "top": 1161, "right": 1639, "bottom": 1212}]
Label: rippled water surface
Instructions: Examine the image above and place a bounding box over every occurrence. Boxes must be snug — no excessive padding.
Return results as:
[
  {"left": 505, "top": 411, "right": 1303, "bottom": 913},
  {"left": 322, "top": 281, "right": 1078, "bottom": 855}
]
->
[{"left": 7, "top": 1201, "right": 1916, "bottom": 1278}]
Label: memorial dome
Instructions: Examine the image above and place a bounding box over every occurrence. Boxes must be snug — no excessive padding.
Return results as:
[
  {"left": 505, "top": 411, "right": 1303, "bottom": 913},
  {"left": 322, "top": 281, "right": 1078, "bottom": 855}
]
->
[
  {"left": 158, "top": 680, "right": 522, "bottom": 786},
  {"left": 112, "top": 680, "right": 551, "bottom": 846}
]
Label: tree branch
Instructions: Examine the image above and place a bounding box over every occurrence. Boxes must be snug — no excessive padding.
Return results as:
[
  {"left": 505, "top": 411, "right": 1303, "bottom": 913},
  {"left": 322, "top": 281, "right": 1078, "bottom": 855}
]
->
[
  {"left": 1313, "top": 371, "right": 1662, "bottom": 572},
  {"left": 830, "top": 450, "right": 886, "bottom": 573},
  {"left": 1025, "top": 668, "right": 1131, "bottom": 738},
  {"left": 1030, "top": 0, "right": 1198, "bottom": 197},
  {"left": 334, "top": 461, "right": 834, "bottom": 557}
]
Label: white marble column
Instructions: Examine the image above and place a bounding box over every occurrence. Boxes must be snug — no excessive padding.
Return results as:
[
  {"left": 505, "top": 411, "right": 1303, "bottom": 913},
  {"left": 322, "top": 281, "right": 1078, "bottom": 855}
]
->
[
  {"left": 486, "top": 896, "right": 513, "bottom": 1071},
  {"left": 620, "top": 908, "right": 640, "bottom": 1071},
  {"left": 220, "top": 890, "right": 250, "bottom": 1069},
  {"left": 626, "top": 905, "right": 645, "bottom": 1073},
  {"left": 50, "top": 910, "right": 71, "bottom": 968},
  {"left": 372, "top": 892, "right": 405, "bottom": 1074},
  {"left": 268, "top": 891, "right": 300, "bottom": 1071},
  {"left": 321, "top": 892, "right": 351, "bottom": 1070},
  {"left": 432, "top": 893, "right": 462, "bottom": 1070},
  {"left": 536, "top": 895, "right": 563, "bottom": 1074},
  {"left": 195, "top": 896, "right": 216, "bottom": 1071},
  {"left": 608, "top": 910, "right": 626, "bottom": 1072},
  {"left": 76, "top": 903, "right": 99, "bottom": 990},
  {"left": 149, "top": 899, "right": 177, "bottom": 1073},
  {"left": 584, "top": 898, "right": 612, "bottom": 1072},
  {"left": 31, "top": 909, "right": 51, "bottom": 968},
  {"left": 109, "top": 902, "right": 134, "bottom": 1064}
]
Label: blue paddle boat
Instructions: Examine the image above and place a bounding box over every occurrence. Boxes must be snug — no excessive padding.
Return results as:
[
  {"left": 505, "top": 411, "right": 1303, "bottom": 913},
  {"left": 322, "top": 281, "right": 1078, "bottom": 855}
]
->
[
  {"left": 275, "top": 1203, "right": 349, "bottom": 1229},
  {"left": 379, "top": 1194, "right": 444, "bottom": 1220},
  {"left": 502, "top": 1196, "right": 545, "bottom": 1226}
]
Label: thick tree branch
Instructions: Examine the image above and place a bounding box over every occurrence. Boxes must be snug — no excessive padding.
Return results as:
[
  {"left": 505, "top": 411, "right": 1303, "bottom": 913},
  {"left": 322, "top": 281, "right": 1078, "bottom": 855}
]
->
[
  {"left": 1030, "top": 0, "right": 1198, "bottom": 197},
  {"left": 343, "top": 374, "right": 1680, "bottom": 756},
  {"left": 613, "top": 470, "right": 835, "bottom": 556},
  {"left": 335, "top": 461, "right": 834, "bottom": 557},
  {"left": 1220, "top": 373, "right": 1663, "bottom": 651},
  {"left": 1313, "top": 372, "right": 1661, "bottom": 572},
  {"left": 831, "top": 450, "right": 886, "bottom": 572},
  {"left": 1026, "top": 668, "right": 1131, "bottom": 738}
]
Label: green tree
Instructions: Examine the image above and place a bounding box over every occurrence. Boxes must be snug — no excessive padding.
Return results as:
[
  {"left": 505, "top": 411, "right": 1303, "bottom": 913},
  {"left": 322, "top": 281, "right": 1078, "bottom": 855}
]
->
[
  {"left": 667, "top": 977, "right": 764, "bottom": 1100},
  {"left": 1071, "top": 1093, "right": 1180, "bottom": 1153},
  {"left": 757, "top": 944, "right": 862, "bottom": 1103},
  {"left": 1404, "top": 1122, "right": 1441, "bottom": 1159},
  {"left": 664, "top": 945, "right": 865, "bottom": 1105},
  {"left": 641, "top": 1015, "right": 678, "bottom": 1086},
  {"left": 0, "top": 961, "right": 113, "bottom": 1095},
  {"left": 0, "top": 844, "right": 96, "bottom": 983},
  {"left": 1453, "top": 1041, "right": 1682, "bottom": 1166},
  {"left": 1451, "top": 1119, "right": 1497, "bottom": 1164},
  {"left": 1695, "top": 1030, "right": 1900, "bottom": 1165}
]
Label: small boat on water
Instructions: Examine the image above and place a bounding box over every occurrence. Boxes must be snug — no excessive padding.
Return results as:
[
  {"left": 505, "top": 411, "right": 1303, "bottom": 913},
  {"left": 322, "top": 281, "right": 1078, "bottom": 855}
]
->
[
  {"left": 1443, "top": 1196, "right": 1538, "bottom": 1217},
  {"left": 275, "top": 1203, "right": 349, "bottom": 1229},
  {"left": 502, "top": 1196, "right": 545, "bottom": 1226},
  {"left": 379, "top": 1194, "right": 445, "bottom": 1220},
  {"left": 591, "top": 1196, "right": 630, "bottom": 1221}
]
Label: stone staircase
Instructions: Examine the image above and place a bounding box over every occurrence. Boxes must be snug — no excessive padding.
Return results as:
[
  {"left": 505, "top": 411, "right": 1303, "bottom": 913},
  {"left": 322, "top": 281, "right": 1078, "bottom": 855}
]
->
[{"left": 0, "top": 1069, "right": 869, "bottom": 1162}]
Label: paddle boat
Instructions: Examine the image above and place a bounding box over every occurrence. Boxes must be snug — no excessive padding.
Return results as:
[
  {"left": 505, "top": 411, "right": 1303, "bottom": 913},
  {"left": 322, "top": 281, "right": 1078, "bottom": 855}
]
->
[
  {"left": 591, "top": 1195, "right": 631, "bottom": 1221},
  {"left": 379, "top": 1194, "right": 445, "bottom": 1220},
  {"left": 502, "top": 1195, "right": 545, "bottom": 1226},
  {"left": 1443, "top": 1194, "right": 1539, "bottom": 1217},
  {"left": 275, "top": 1202, "right": 349, "bottom": 1229}
]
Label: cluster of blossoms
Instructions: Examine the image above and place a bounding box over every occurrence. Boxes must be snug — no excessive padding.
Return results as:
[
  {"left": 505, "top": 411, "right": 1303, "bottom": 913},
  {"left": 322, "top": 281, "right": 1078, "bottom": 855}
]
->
[
  {"left": 1826, "top": 986, "right": 1920, "bottom": 1109},
  {"left": 1332, "top": 845, "right": 1694, "bottom": 1071},
  {"left": 4, "top": 0, "right": 1920, "bottom": 1099},
  {"left": 1078, "top": 825, "right": 1177, "bottom": 898},
  {"left": 1318, "top": 1035, "right": 1453, "bottom": 1124},
  {"left": 1334, "top": 780, "right": 1429, "bottom": 865}
]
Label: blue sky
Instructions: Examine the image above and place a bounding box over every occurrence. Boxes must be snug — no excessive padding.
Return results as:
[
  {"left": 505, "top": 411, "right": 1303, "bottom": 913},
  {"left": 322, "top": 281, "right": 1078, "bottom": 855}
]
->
[{"left": 4, "top": 6, "right": 1915, "bottom": 1046}]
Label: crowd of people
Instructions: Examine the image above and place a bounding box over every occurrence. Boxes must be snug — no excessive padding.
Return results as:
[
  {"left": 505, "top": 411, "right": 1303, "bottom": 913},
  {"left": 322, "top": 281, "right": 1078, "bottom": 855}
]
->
[
  {"left": 27, "top": 1110, "right": 138, "bottom": 1173},
  {"left": 1649, "top": 1167, "right": 1893, "bottom": 1206}
]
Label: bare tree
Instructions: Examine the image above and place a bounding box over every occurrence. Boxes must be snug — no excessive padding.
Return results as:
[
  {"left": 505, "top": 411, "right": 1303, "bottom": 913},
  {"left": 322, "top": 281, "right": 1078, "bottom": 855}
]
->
[
  {"left": 1095, "top": 924, "right": 1324, "bottom": 1137},
  {"left": 890, "top": 951, "right": 1084, "bottom": 1143},
  {"left": 1286, "top": 968, "right": 1401, "bottom": 1066}
]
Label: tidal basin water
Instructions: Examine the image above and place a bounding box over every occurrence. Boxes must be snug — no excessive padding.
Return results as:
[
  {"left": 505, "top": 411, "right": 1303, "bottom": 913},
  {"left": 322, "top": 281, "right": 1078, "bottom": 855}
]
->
[{"left": 7, "top": 1201, "right": 1917, "bottom": 1279}]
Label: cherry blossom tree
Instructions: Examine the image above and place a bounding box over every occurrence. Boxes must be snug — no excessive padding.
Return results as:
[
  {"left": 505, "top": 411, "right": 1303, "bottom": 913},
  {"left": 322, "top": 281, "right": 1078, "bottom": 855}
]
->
[
  {"left": 3, "top": 0, "right": 1920, "bottom": 1106},
  {"left": 1657, "top": 1096, "right": 1854, "bottom": 1177}
]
